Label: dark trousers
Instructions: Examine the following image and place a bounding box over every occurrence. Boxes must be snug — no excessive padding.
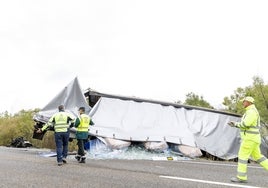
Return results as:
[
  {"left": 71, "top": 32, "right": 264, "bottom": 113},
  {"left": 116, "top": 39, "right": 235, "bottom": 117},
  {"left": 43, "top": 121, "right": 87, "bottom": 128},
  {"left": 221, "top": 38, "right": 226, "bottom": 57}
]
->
[
  {"left": 77, "top": 139, "right": 87, "bottom": 156},
  {"left": 54, "top": 132, "right": 69, "bottom": 163}
]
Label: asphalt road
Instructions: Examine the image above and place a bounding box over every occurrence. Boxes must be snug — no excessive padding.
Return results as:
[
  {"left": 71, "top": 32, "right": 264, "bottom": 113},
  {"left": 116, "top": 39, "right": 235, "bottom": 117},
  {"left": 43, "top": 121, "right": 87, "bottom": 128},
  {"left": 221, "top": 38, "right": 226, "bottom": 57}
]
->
[{"left": 0, "top": 146, "right": 267, "bottom": 188}]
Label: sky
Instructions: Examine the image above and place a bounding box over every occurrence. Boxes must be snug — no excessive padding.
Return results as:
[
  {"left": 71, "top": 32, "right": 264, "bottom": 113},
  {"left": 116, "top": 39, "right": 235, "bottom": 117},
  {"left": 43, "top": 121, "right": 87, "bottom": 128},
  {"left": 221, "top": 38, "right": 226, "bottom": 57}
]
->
[{"left": 0, "top": 0, "right": 268, "bottom": 114}]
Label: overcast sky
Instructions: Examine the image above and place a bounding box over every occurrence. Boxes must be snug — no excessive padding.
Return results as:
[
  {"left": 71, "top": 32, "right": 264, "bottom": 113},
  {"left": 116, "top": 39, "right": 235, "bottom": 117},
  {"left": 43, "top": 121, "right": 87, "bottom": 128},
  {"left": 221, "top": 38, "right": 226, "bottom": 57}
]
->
[{"left": 1, "top": 0, "right": 268, "bottom": 114}]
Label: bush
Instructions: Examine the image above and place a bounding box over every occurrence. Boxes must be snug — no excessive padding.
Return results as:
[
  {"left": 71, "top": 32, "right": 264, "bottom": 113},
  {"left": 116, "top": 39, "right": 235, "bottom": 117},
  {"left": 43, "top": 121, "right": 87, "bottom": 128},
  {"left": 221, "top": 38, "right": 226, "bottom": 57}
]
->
[{"left": 0, "top": 109, "right": 77, "bottom": 151}]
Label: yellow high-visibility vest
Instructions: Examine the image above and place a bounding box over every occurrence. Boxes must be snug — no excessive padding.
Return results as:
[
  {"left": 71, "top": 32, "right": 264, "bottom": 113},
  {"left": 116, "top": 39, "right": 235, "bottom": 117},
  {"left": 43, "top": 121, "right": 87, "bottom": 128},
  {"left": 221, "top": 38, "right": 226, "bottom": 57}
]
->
[
  {"left": 42, "top": 111, "right": 74, "bottom": 132},
  {"left": 236, "top": 104, "right": 261, "bottom": 144},
  {"left": 77, "top": 114, "right": 90, "bottom": 132}
]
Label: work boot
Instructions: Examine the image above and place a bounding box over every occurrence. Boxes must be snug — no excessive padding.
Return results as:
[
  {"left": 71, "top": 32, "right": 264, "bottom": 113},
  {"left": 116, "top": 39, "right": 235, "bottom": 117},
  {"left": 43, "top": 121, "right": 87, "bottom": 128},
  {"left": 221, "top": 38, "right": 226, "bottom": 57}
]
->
[
  {"left": 62, "top": 158, "right": 67, "bottom": 164},
  {"left": 75, "top": 155, "right": 81, "bottom": 162},
  {"left": 79, "top": 156, "right": 86, "bottom": 163},
  {"left": 230, "top": 177, "right": 247, "bottom": 183}
]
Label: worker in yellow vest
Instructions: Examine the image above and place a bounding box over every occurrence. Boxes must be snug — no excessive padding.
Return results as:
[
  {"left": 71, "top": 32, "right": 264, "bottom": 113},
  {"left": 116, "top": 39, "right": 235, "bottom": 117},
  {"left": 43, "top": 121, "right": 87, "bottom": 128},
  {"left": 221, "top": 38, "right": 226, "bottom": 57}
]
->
[
  {"left": 74, "top": 106, "right": 94, "bottom": 163},
  {"left": 228, "top": 96, "right": 268, "bottom": 183},
  {"left": 38, "top": 105, "right": 75, "bottom": 166}
]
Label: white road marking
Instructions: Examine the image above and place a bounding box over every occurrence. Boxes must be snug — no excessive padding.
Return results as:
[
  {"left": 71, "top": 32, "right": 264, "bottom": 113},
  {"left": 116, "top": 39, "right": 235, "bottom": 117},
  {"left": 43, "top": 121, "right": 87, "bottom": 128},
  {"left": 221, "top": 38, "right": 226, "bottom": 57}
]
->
[
  {"left": 159, "top": 175, "right": 263, "bottom": 188},
  {"left": 178, "top": 160, "right": 262, "bottom": 169}
]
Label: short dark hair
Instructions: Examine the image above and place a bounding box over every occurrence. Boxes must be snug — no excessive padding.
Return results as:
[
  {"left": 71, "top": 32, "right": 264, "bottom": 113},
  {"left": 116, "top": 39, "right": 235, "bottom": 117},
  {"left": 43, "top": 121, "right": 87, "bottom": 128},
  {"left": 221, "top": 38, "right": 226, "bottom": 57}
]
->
[
  {"left": 79, "top": 107, "right": 85, "bottom": 112},
  {"left": 58, "top": 105, "right": 64, "bottom": 111}
]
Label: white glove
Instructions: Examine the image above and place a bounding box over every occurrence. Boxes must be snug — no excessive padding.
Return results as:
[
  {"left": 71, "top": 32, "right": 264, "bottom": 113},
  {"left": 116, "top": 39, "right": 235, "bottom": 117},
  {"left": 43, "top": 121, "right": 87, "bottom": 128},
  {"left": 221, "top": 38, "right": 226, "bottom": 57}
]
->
[{"left": 228, "top": 121, "right": 236, "bottom": 127}]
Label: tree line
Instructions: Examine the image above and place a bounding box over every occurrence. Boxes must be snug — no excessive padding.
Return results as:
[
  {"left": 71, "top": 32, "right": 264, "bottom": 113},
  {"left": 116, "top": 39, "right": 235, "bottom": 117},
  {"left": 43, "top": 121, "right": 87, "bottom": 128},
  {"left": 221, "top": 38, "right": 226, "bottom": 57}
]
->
[{"left": 183, "top": 76, "right": 268, "bottom": 122}]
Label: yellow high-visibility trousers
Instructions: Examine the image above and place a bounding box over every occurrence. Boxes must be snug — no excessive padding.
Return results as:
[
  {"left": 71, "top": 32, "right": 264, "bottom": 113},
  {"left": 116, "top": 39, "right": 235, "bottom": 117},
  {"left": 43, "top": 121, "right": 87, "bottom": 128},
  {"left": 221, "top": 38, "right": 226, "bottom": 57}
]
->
[{"left": 237, "top": 140, "right": 268, "bottom": 180}]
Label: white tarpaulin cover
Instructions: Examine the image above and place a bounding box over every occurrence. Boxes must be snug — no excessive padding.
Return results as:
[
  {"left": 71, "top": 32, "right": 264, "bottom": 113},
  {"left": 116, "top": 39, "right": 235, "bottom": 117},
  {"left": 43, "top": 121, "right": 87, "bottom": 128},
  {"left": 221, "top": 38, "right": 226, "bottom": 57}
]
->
[
  {"left": 33, "top": 77, "right": 91, "bottom": 123},
  {"left": 33, "top": 77, "right": 268, "bottom": 160},
  {"left": 89, "top": 97, "right": 242, "bottom": 159}
]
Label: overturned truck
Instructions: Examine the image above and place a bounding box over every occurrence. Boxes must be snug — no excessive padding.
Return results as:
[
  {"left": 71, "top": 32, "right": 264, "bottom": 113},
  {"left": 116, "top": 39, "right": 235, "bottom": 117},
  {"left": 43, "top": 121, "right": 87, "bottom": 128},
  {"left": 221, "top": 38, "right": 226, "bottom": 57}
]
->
[{"left": 33, "top": 77, "right": 268, "bottom": 160}]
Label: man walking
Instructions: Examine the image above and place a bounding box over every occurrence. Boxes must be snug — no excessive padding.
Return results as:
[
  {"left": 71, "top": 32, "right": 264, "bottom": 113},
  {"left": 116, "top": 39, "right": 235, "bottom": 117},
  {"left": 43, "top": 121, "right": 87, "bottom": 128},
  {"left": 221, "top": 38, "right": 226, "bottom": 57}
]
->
[
  {"left": 228, "top": 96, "right": 268, "bottom": 183},
  {"left": 38, "top": 105, "right": 75, "bottom": 166},
  {"left": 75, "top": 106, "right": 94, "bottom": 163}
]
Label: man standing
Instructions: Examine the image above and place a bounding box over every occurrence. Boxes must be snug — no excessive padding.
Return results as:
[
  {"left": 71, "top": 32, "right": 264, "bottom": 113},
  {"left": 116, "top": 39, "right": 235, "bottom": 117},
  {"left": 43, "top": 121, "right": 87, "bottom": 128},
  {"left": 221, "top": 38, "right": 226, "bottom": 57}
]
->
[
  {"left": 75, "top": 106, "right": 94, "bottom": 163},
  {"left": 228, "top": 96, "right": 268, "bottom": 183},
  {"left": 38, "top": 105, "right": 75, "bottom": 166}
]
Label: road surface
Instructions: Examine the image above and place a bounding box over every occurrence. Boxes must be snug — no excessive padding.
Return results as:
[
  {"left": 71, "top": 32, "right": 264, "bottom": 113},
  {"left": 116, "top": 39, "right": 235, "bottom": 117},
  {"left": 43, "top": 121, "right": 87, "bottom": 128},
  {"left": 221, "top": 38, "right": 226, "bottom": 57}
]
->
[{"left": 0, "top": 146, "right": 267, "bottom": 188}]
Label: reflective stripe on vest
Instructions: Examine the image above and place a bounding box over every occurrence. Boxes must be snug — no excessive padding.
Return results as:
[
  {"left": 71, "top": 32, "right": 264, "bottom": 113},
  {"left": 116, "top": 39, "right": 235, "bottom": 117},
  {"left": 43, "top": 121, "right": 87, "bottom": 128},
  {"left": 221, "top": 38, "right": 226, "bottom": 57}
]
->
[{"left": 240, "top": 130, "right": 259, "bottom": 134}]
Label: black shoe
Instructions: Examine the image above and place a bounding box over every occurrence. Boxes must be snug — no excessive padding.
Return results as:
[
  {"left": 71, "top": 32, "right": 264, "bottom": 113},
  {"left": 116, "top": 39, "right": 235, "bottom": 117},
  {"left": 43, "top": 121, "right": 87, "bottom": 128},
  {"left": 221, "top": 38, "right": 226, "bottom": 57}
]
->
[
  {"left": 62, "top": 158, "right": 67, "bottom": 164},
  {"left": 230, "top": 177, "right": 247, "bottom": 183},
  {"left": 58, "top": 162, "right": 63, "bottom": 166},
  {"left": 79, "top": 160, "right": 86, "bottom": 163},
  {"left": 75, "top": 155, "right": 81, "bottom": 161},
  {"left": 79, "top": 156, "right": 86, "bottom": 163}
]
